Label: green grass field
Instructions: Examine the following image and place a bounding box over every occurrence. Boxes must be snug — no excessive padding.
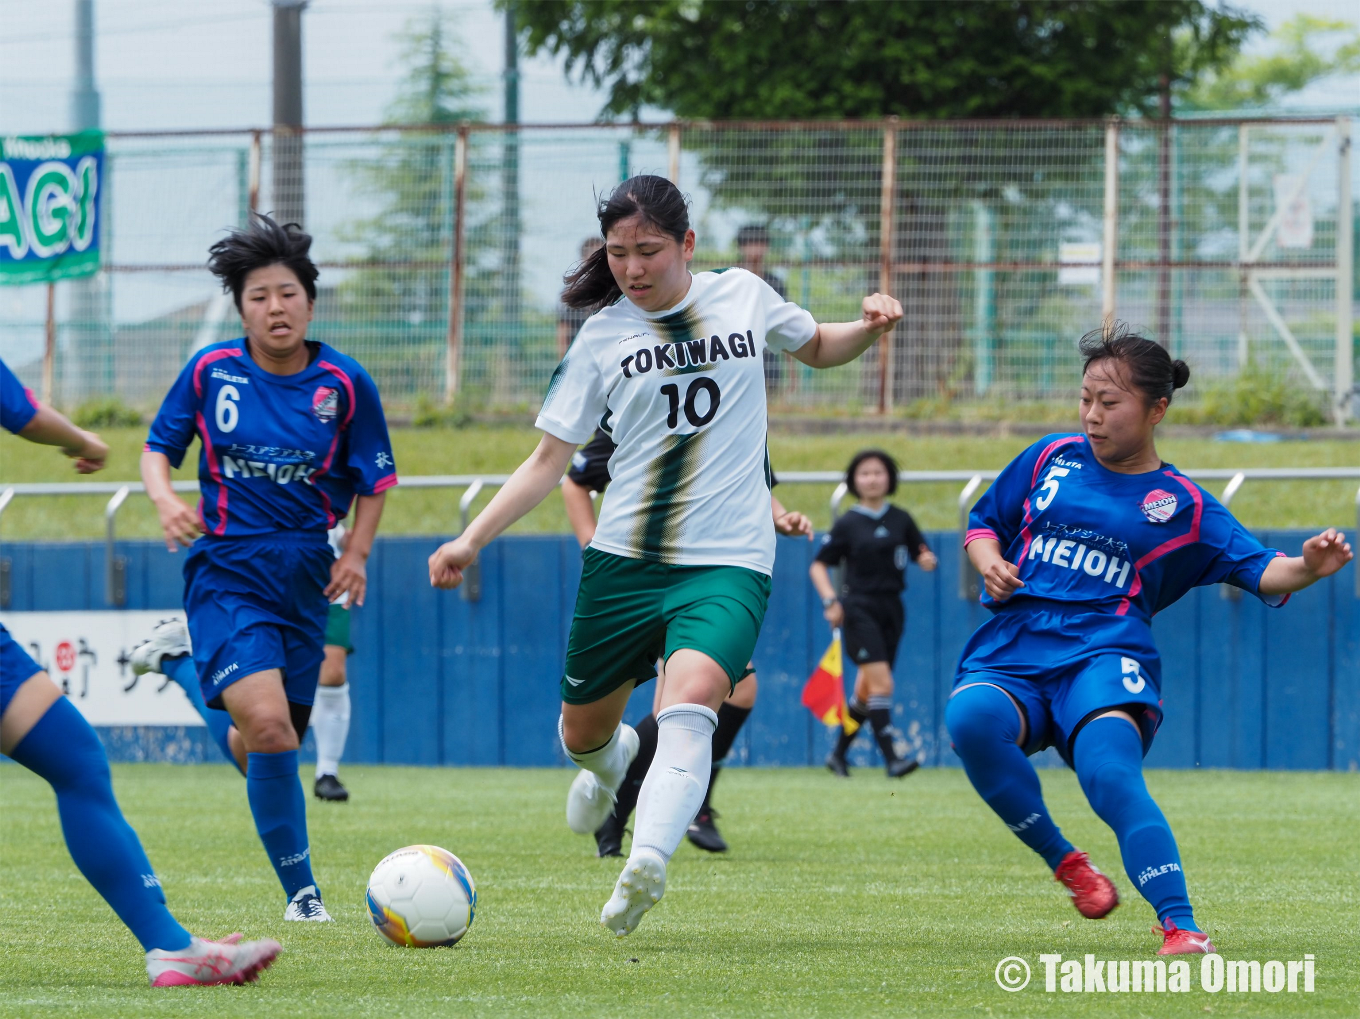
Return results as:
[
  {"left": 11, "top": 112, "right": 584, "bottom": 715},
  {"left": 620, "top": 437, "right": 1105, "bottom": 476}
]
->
[
  {"left": 0, "top": 765, "right": 1355, "bottom": 1017},
  {"left": 2, "top": 425, "right": 1357, "bottom": 541}
]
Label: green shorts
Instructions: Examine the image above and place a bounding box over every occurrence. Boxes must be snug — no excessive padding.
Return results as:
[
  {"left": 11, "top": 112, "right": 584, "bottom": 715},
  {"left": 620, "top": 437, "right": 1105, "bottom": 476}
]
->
[
  {"left": 324, "top": 602, "right": 353, "bottom": 653},
  {"left": 561, "top": 548, "right": 772, "bottom": 705}
]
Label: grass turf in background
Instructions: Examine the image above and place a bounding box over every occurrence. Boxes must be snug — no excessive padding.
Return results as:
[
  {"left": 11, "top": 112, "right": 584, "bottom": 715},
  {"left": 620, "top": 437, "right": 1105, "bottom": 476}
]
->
[
  {"left": 2, "top": 425, "right": 1357, "bottom": 541},
  {"left": 0, "top": 765, "right": 1356, "bottom": 1017}
]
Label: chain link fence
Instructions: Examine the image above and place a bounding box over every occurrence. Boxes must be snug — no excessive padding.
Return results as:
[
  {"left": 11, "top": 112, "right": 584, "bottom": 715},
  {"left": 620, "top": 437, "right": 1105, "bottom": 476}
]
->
[{"left": 2, "top": 117, "right": 1352, "bottom": 420}]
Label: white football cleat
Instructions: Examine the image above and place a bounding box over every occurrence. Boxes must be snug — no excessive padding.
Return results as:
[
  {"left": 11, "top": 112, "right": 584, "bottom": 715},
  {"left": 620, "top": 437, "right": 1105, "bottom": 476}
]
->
[
  {"left": 601, "top": 849, "right": 666, "bottom": 937},
  {"left": 146, "top": 933, "right": 282, "bottom": 987},
  {"left": 283, "top": 885, "right": 333, "bottom": 922},
  {"left": 565, "top": 724, "right": 639, "bottom": 835},
  {"left": 129, "top": 618, "right": 192, "bottom": 676}
]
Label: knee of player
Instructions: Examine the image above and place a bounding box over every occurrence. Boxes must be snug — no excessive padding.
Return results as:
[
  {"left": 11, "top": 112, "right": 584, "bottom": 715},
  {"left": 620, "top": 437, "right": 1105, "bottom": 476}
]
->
[
  {"left": 559, "top": 714, "right": 611, "bottom": 755},
  {"left": 1077, "top": 756, "right": 1146, "bottom": 805},
  {"left": 945, "top": 685, "right": 1019, "bottom": 749},
  {"left": 243, "top": 717, "right": 300, "bottom": 754}
]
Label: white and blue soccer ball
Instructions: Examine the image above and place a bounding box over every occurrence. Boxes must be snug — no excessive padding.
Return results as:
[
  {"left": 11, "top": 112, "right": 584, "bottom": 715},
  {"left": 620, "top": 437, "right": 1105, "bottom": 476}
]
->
[{"left": 365, "top": 845, "right": 477, "bottom": 947}]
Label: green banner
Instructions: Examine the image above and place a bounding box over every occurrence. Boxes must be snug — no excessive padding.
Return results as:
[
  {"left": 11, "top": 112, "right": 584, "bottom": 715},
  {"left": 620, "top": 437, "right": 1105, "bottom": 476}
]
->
[{"left": 0, "top": 130, "right": 105, "bottom": 285}]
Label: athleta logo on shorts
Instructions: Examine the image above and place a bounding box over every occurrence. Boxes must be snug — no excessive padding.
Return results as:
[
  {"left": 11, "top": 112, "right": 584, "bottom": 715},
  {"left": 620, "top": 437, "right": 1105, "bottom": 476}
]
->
[
  {"left": 312, "top": 386, "right": 339, "bottom": 422},
  {"left": 564, "top": 675, "right": 584, "bottom": 686},
  {"left": 1140, "top": 489, "right": 1178, "bottom": 523},
  {"left": 211, "top": 662, "right": 238, "bottom": 683}
]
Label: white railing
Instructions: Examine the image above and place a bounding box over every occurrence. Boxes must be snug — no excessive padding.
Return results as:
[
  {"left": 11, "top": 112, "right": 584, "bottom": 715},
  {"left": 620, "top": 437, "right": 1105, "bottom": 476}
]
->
[{"left": 1, "top": 469, "right": 1358, "bottom": 606}]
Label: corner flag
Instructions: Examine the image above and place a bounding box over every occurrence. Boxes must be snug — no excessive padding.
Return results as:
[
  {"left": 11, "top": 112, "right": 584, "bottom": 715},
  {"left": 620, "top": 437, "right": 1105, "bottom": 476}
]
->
[{"left": 801, "top": 630, "right": 857, "bottom": 732}]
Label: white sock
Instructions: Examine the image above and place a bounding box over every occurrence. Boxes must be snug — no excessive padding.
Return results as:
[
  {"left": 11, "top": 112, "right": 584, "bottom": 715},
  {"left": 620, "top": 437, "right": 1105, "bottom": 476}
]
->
[
  {"left": 559, "top": 717, "right": 633, "bottom": 792},
  {"left": 632, "top": 704, "right": 718, "bottom": 863},
  {"left": 313, "top": 682, "right": 351, "bottom": 779}
]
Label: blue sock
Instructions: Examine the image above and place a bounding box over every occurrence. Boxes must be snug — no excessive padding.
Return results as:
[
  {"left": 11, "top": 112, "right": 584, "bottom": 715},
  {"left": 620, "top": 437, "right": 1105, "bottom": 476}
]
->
[
  {"left": 947, "top": 684, "right": 1074, "bottom": 870},
  {"left": 9, "top": 698, "right": 192, "bottom": 952},
  {"left": 1074, "top": 716, "right": 1198, "bottom": 932},
  {"left": 246, "top": 750, "right": 316, "bottom": 900},
  {"left": 163, "top": 654, "right": 241, "bottom": 775}
]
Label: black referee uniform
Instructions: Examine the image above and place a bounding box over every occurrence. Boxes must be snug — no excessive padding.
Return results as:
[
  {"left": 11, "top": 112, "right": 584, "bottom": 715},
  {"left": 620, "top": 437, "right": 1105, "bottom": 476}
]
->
[
  {"left": 566, "top": 428, "right": 616, "bottom": 493},
  {"left": 816, "top": 504, "right": 928, "bottom": 775}
]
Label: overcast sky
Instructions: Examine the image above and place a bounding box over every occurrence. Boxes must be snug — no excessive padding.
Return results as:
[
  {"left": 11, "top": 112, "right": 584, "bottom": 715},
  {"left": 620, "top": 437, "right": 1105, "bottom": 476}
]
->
[{"left": 1, "top": 0, "right": 1357, "bottom": 134}]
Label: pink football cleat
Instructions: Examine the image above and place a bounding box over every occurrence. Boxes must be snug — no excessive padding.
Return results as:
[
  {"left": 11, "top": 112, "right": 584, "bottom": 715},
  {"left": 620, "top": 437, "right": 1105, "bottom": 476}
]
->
[
  {"left": 146, "top": 933, "right": 282, "bottom": 987},
  {"left": 1054, "top": 849, "right": 1119, "bottom": 919},
  {"left": 1155, "top": 920, "right": 1217, "bottom": 956}
]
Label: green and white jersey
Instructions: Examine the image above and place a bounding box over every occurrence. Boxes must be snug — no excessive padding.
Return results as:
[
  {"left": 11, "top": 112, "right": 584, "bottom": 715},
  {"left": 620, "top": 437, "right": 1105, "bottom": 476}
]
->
[{"left": 536, "top": 268, "right": 816, "bottom": 575}]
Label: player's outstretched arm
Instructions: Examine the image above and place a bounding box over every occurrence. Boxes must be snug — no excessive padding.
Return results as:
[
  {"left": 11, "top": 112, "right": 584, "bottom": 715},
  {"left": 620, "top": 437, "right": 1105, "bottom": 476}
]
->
[
  {"left": 18, "top": 404, "right": 107, "bottom": 473},
  {"left": 966, "top": 537, "right": 1025, "bottom": 601},
  {"left": 327, "top": 492, "right": 385, "bottom": 608},
  {"left": 1259, "top": 528, "right": 1354, "bottom": 595},
  {"left": 140, "top": 450, "right": 204, "bottom": 552},
  {"left": 789, "top": 293, "right": 903, "bottom": 369},
  {"left": 429, "top": 433, "right": 576, "bottom": 589}
]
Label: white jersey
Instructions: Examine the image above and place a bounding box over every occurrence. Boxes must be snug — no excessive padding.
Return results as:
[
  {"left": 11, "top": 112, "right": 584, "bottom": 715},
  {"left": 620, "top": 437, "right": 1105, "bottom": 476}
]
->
[{"left": 536, "top": 268, "right": 816, "bottom": 574}]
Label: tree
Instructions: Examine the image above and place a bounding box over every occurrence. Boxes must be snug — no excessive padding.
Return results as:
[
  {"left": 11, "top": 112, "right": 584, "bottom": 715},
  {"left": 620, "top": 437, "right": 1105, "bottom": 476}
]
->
[
  {"left": 334, "top": 13, "right": 493, "bottom": 395},
  {"left": 508, "top": 1, "right": 1259, "bottom": 120},
  {"left": 1179, "top": 15, "right": 1360, "bottom": 111},
  {"left": 508, "top": 3, "right": 1266, "bottom": 404}
]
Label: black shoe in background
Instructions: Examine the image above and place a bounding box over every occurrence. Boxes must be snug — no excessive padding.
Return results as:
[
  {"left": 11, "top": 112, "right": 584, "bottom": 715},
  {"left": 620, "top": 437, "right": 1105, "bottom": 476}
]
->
[
  {"left": 886, "top": 758, "right": 920, "bottom": 779},
  {"left": 314, "top": 774, "right": 349, "bottom": 801},
  {"left": 594, "top": 811, "right": 626, "bottom": 858},
  {"left": 686, "top": 810, "right": 728, "bottom": 853},
  {"left": 825, "top": 751, "right": 850, "bottom": 778}
]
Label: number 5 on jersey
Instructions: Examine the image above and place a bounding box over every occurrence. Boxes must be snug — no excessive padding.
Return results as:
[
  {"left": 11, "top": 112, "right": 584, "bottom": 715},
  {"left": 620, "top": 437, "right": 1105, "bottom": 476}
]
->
[{"left": 1034, "top": 465, "right": 1069, "bottom": 511}]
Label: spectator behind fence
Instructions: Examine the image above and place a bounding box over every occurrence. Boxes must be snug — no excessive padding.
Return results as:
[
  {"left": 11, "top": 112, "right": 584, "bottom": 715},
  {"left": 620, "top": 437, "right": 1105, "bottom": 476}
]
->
[{"left": 736, "top": 224, "right": 788, "bottom": 392}]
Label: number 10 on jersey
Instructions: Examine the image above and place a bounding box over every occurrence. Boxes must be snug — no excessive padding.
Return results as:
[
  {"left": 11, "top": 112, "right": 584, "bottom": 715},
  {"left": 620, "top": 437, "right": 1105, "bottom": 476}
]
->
[{"left": 659, "top": 378, "right": 721, "bottom": 429}]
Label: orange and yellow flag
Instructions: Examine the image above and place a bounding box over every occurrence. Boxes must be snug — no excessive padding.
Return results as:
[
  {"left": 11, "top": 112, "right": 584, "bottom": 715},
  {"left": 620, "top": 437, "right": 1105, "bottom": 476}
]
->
[{"left": 801, "top": 630, "right": 858, "bottom": 732}]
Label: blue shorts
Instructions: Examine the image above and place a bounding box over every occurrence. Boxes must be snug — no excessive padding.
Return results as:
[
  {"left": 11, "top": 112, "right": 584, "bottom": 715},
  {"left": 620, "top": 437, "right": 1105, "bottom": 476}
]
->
[
  {"left": 1, "top": 622, "right": 45, "bottom": 717},
  {"left": 183, "top": 531, "right": 333, "bottom": 710},
  {"left": 953, "top": 599, "right": 1164, "bottom": 764}
]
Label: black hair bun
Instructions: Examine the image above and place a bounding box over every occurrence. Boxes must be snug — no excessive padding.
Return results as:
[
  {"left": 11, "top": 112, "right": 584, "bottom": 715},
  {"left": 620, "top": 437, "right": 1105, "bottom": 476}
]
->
[{"left": 1171, "top": 360, "right": 1191, "bottom": 389}]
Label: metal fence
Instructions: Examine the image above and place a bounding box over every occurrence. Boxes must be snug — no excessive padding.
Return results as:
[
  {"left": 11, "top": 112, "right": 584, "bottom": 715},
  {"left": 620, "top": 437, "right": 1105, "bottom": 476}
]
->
[{"left": 2, "top": 117, "right": 1353, "bottom": 419}]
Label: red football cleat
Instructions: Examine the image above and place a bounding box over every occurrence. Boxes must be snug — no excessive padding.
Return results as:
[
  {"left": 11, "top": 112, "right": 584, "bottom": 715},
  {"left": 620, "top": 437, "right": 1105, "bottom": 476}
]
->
[
  {"left": 1053, "top": 849, "right": 1119, "bottom": 919},
  {"left": 1155, "top": 921, "right": 1216, "bottom": 956}
]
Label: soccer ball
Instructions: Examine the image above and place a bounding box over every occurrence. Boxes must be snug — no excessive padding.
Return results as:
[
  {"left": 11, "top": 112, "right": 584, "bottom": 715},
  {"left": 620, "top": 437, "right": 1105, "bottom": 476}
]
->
[{"left": 365, "top": 845, "right": 477, "bottom": 947}]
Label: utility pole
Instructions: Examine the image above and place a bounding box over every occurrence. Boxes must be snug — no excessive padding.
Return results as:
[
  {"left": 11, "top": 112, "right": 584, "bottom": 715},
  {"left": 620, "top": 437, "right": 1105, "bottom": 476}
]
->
[
  {"left": 502, "top": 4, "right": 521, "bottom": 338},
  {"left": 71, "top": 0, "right": 100, "bottom": 129},
  {"left": 1156, "top": 73, "right": 1172, "bottom": 350},
  {"left": 272, "top": 0, "right": 308, "bottom": 228},
  {"left": 69, "top": 0, "right": 104, "bottom": 402}
]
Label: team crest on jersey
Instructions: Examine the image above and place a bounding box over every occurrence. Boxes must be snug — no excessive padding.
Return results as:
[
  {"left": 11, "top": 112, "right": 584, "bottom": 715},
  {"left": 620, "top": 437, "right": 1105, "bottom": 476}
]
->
[
  {"left": 1139, "top": 489, "right": 1178, "bottom": 523},
  {"left": 312, "top": 386, "right": 339, "bottom": 422}
]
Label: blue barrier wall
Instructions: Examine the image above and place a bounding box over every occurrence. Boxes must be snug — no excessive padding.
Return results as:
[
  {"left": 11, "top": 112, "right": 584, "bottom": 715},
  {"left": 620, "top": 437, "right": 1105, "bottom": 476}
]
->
[{"left": 3, "top": 532, "right": 1357, "bottom": 770}]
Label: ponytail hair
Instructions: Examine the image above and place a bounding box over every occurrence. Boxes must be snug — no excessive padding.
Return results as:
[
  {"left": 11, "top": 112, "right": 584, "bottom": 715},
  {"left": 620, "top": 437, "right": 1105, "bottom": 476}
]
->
[
  {"left": 1079, "top": 320, "right": 1190, "bottom": 405},
  {"left": 561, "top": 174, "right": 691, "bottom": 310}
]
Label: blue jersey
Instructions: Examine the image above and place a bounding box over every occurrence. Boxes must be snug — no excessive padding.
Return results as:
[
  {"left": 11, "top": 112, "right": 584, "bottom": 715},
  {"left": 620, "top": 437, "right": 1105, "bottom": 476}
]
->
[
  {"left": 1, "top": 357, "right": 40, "bottom": 434},
  {"left": 967, "top": 433, "right": 1285, "bottom": 625},
  {"left": 145, "top": 339, "right": 397, "bottom": 537}
]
